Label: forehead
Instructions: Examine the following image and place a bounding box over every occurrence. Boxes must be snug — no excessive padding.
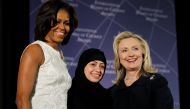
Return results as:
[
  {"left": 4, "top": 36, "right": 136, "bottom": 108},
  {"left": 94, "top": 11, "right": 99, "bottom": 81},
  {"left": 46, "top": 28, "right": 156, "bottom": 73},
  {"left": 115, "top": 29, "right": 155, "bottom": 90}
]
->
[
  {"left": 57, "top": 9, "right": 70, "bottom": 19},
  {"left": 119, "top": 37, "right": 141, "bottom": 47},
  {"left": 88, "top": 60, "right": 105, "bottom": 64}
]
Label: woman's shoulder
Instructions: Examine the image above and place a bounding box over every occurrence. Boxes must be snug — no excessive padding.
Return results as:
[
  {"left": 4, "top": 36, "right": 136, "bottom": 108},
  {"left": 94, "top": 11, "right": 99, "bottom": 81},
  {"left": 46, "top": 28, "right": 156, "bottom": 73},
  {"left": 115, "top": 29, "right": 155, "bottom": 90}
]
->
[
  {"left": 22, "top": 42, "right": 43, "bottom": 57},
  {"left": 19, "top": 42, "right": 44, "bottom": 65},
  {"left": 147, "top": 73, "right": 169, "bottom": 88},
  {"left": 108, "top": 84, "right": 115, "bottom": 91},
  {"left": 108, "top": 82, "right": 124, "bottom": 95},
  {"left": 148, "top": 73, "right": 167, "bottom": 81}
]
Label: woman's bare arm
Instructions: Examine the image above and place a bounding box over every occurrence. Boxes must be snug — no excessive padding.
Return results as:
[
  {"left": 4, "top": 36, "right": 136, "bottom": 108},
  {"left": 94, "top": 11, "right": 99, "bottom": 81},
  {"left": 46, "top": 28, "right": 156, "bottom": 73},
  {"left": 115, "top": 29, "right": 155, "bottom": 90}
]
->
[{"left": 16, "top": 44, "right": 44, "bottom": 109}]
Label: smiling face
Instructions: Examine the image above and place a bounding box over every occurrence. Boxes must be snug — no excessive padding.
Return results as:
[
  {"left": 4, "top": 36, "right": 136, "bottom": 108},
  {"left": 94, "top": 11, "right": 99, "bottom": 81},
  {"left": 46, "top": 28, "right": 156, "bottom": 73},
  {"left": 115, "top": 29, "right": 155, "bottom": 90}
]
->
[
  {"left": 45, "top": 9, "right": 70, "bottom": 45},
  {"left": 84, "top": 60, "right": 105, "bottom": 83},
  {"left": 118, "top": 37, "right": 144, "bottom": 72}
]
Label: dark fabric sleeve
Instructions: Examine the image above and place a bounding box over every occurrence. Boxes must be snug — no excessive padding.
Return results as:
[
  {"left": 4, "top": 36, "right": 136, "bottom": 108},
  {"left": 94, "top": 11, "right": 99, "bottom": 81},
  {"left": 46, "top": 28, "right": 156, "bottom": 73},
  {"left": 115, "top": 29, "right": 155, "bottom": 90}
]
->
[
  {"left": 67, "top": 88, "right": 74, "bottom": 109},
  {"left": 67, "top": 89, "right": 86, "bottom": 109},
  {"left": 150, "top": 73, "right": 174, "bottom": 109}
]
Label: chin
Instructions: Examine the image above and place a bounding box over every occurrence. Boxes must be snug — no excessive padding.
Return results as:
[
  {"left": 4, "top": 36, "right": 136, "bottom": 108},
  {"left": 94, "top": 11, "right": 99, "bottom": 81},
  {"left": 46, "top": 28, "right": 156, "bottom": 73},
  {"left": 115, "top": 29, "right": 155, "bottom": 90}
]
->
[
  {"left": 56, "top": 38, "right": 64, "bottom": 43},
  {"left": 91, "top": 79, "right": 100, "bottom": 83}
]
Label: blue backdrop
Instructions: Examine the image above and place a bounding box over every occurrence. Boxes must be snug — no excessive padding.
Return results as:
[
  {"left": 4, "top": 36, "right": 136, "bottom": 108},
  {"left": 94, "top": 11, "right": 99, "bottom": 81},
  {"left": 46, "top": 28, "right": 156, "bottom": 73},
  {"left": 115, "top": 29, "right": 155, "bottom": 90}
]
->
[{"left": 30, "top": 0, "right": 179, "bottom": 108}]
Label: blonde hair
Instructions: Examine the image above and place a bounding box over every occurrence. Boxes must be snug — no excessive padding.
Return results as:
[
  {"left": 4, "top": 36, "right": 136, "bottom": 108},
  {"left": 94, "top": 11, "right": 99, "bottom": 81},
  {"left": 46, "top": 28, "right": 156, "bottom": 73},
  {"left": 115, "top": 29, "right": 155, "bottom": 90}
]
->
[{"left": 113, "top": 31, "right": 157, "bottom": 84}]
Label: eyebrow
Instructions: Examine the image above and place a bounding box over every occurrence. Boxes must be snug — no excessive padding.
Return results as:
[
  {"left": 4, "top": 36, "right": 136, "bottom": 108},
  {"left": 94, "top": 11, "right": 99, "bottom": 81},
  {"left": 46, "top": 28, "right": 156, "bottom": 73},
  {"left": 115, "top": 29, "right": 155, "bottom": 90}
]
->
[
  {"left": 92, "top": 61, "right": 104, "bottom": 64},
  {"left": 57, "top": 18, "right": 70, "bottom": 21}
]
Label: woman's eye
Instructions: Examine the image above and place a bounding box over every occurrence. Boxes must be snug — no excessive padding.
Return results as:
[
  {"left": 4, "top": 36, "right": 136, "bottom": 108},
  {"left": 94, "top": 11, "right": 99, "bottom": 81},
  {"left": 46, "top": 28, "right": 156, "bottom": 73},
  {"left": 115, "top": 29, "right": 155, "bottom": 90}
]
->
[
  {"left": 122, "top": 49, "right": 127, "bottom": 53},
  {"left": 56, "top": 20, "right": 61, "bottom": 24},
  {"left": 90, "top": 63, "right": 96, "bottom": 66},
  {"left": 100, "top": 65, "right": 105, "bottom": 69},
  {"left": 132, "top": 47, "right": 139, "bottom": 51},
  {"left": 64, "top": 22, "right": 70, "bottom": 26}
]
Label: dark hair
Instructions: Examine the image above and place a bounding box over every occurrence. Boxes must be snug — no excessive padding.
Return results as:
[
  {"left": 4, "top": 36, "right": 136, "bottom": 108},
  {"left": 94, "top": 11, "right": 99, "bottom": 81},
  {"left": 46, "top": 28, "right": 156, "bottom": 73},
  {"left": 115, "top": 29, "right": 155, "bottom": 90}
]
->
[{"left": 34, "top": 0, "right": 78, "bottom": 45}]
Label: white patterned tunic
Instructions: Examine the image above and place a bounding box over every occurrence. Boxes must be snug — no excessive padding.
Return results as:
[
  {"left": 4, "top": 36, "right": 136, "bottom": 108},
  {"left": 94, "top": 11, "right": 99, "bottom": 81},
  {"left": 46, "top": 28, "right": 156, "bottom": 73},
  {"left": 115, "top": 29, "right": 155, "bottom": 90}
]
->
[{"left": 30, "top": 40, "right": 71, "bottom": 109}]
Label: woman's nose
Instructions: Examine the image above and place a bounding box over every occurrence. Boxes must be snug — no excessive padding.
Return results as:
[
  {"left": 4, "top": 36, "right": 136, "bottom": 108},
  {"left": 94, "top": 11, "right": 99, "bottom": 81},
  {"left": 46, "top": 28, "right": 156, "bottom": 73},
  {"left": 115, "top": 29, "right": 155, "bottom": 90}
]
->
[
  {"left": 127, "top": 50, "right": 134, "bottom": 56},
  {"left": 95, "top": 66, "right": 101, "bottom": 72},
  {"left": 58, "top": 22, "right": 65, "bottom": 29}
]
